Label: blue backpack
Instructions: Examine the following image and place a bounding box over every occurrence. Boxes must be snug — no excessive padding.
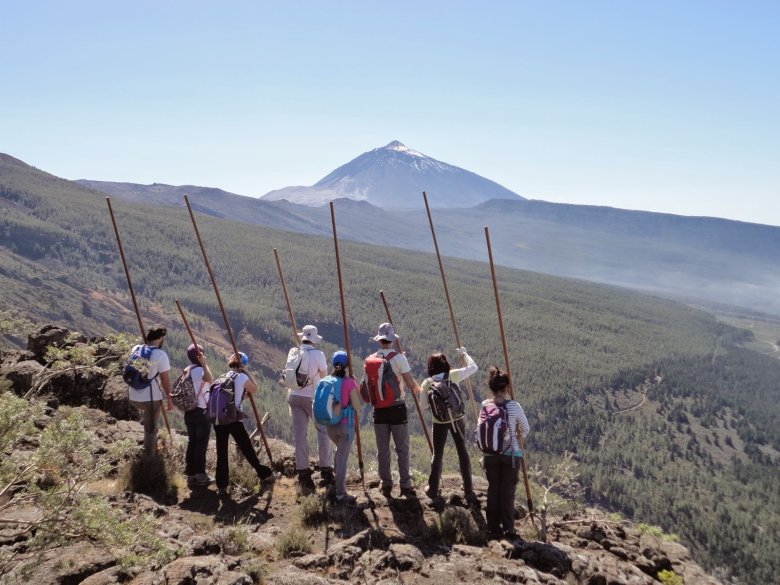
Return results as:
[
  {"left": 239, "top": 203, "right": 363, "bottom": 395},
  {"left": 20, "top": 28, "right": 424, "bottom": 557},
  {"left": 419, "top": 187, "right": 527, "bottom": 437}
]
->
[
  {"left": 207, "top": 372, "right": 242, "bottom": 425},
  {"left": 122, "top": 345, "right": 158, "bottom": 390},
  {"left": 313, "top": 375, "right": 345, "bottom": 425}
]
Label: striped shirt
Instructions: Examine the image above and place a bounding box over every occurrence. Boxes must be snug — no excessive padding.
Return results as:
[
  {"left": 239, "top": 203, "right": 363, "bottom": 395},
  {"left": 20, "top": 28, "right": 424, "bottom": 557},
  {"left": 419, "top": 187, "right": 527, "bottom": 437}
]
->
[{"left": 481, "top": 398, "right": 530, "bottom": 455}]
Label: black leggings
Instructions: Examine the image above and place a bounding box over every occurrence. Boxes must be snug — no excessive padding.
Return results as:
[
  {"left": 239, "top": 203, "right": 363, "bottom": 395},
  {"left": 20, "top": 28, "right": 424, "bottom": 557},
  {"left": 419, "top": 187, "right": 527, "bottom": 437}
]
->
[
  {"left": 214, "top": 421, "right": 272, "bottom": 489},
  {"left": 484, "top": 454, "right": 520, "bottom": 533},
  {"left": 428, "top": 417, "right": 473, "bottom": 495}
]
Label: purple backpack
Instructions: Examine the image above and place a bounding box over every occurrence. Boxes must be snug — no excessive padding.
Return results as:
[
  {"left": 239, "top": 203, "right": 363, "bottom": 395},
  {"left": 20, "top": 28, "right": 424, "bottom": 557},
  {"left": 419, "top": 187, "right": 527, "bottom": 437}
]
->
[
  {"left": 476, "top": 401, "right": 509, "bottom": 454},
  {"left": 207, "top": 372, "right": 242, "bottom": 425}
]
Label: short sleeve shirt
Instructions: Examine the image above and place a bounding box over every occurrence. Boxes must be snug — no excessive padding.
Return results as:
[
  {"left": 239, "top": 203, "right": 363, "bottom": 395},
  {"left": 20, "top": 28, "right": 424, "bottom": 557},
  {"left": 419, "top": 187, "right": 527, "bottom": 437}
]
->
[
  {"left": 189, "top": 365, "right": 210, "bottom": 410},
  {"left": 127, "top": 345, "right": 170, "bottom": 402},
  {"left": 290, "top": 345, "right": 328, "bottom": 398}
]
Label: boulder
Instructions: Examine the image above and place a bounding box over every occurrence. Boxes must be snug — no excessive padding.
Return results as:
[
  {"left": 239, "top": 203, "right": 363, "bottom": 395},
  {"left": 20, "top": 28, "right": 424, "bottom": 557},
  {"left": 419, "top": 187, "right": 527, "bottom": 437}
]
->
[
  {"left": 101, "top": 375, "right": 137, "bottom": 420},
  {"left": 1, "top": 359, "right": 43, "bottom": 395},
  {"left": 27, "top": 325, "right": 77, "bottom": 361}
]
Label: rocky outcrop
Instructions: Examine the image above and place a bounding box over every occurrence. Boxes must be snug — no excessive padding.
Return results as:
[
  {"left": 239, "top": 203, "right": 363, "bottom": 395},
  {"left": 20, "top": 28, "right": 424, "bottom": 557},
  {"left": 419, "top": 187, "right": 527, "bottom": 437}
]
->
[{"left": 0, "top": 326, "right": 136, "bottom": 420}]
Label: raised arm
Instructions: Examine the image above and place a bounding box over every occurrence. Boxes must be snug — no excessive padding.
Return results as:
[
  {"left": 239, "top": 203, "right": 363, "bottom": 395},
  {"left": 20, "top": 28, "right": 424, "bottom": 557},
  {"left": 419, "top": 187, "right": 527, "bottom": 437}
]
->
[{"left": 449, "top": 348, "right": 478, "bottom": 383}]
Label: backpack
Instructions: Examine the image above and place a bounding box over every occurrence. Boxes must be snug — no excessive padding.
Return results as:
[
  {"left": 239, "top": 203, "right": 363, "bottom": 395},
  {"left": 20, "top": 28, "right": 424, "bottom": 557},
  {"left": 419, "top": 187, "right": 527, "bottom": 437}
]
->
[
  {"left": 427, "top": 377, "right": 465, "bottom": 423},
  {"left": 476, "top": 401, "right": 510, "bottom": 454},
  {"left": 313, "top": 375, "right": 346, "bottom": 425},
  {"left": 207, "top": 372, "right": 242, "bottom": 425},
  {"left": 122, "top": 345, "right": 159, "bottom": 390},
  {"left": 280, "top": 346, "right": 309, "bottom": 388},
  {"left": 170, "top": 366, "right": 206, "bottom": 412},
  {"left": 359, "top": 351, "right": 401, "bottom": 409}
]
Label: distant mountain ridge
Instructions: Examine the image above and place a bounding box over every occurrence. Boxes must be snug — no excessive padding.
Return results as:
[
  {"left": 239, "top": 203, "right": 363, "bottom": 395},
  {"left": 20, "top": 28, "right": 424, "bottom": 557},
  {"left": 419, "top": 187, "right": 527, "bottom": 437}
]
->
[{"left": 261, "top": 140, "right": 524, "bottom": 208}]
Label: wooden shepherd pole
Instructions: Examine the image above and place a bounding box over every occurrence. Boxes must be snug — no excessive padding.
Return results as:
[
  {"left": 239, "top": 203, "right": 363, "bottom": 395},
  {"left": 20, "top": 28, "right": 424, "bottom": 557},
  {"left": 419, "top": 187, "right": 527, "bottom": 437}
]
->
[
  {"left": 379, "top": 289, "right": 434, "bottom": 453},
  {"left": 273, "top": 248, "right": 300, "bottom": 345},
  {"left": 105, "top": 197, "right": 172, "bottom": 441},
  {"left": 484, "top": 225, "right": 535, "bottom": 518},
  {"left": 328, "top": 202, "right": 366, "bottom": 490},
  {"left": 183, "top": 195, "right": 274, "bottom": 466},
  {"left": 422, "top": 191, "right": 480, "bottom": 426},
  {"left": 175, "top": 299, "right": 199, "bottom": 349}
]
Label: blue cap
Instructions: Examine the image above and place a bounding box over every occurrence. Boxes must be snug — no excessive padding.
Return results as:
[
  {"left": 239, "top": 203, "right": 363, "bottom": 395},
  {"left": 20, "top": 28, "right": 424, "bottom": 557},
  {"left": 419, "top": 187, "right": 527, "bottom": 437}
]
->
[
  {"left": 233, "top": 352, "right": 249, "bottom": 366},
  {"left": 332, "top": 351, "right": 348, "bottom": 367}
]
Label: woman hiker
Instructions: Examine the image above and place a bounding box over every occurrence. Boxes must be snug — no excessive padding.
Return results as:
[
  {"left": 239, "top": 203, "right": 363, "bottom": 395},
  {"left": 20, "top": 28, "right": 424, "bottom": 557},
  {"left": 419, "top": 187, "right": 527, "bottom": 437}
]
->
[
  {"left": 183, "top": 343, "right": 214, "bottom": 487},
  {"left": 213, "top": 352, "right": 274, "bottom": 496},
  {"left": 481, "top": 366, "right": 531, "bottom": 540},
  {"left": 324, "top": 351, "right": 362, "bottom": 504},
  {"left": 422, "top": 347, "right": 479, "bottom": 504}
]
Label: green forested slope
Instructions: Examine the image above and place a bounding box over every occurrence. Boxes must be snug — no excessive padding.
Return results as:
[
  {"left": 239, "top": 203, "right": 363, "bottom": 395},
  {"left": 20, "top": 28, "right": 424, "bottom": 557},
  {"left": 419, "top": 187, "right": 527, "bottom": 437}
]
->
[{"left": 1, "top": 153, "right": 778, "bottom": 582}]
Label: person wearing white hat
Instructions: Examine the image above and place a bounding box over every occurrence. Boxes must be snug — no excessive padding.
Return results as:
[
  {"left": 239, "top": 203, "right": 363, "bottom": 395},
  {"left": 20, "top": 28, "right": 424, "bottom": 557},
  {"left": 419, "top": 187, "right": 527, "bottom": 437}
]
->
[
  {"left": 361, "top": 322, "right": 422, "bottom": 498},
  {"left": 285, "top": 324, "right": 332, "bottom": 491}
]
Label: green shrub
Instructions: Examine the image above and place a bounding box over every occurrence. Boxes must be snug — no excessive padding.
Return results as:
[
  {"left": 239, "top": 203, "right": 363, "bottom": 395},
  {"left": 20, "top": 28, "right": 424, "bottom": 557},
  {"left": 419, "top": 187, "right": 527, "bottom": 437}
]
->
[
  {"left": 117, "top": 451, "right": 178, "bottom": 504},
  {"left": 299, "top": 494, "right": 327, "bottom": 527},
  {"left": 276, "top": 527, "right": 312, "bottom": 558},
  {"left": 432, "top": 507, "right": 485, "bottom": 546},
  {"left": 658, "top": 569, "right": 683, "bottom": 585}
]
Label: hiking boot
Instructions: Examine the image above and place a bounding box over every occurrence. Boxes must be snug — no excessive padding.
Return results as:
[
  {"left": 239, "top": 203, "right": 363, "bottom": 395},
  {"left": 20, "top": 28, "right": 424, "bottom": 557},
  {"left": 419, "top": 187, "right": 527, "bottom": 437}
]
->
[
  {"left": 317, "top": 466, "right": 335, "bottom": 487},
  {"left": 297, "top": 469, "right": 316, "bottom": 490},
  {"left": 332, "top": 493, "right": 357, "bottom": 505},
  {"left": 465, "top": 491, "right": 480, "bottom": 506},
  {"left": 380, "top": 485, "right": 393, "bottom": 498},
  {"left": 216, "top": 487, "right": 230, "bottom": 497},
  {"left": 399, "top": 486, "right": 417, "bottom": 498},
  {"left": 487, "top": 530, "right": 502, "bottom": 541}
]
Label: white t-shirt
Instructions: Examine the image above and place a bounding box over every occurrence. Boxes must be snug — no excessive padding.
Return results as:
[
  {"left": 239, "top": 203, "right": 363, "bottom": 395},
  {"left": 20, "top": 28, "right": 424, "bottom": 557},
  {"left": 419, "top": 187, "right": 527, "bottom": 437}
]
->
[
  {"left": 232, "top": 371, "right": 249, "bottom": 409},
  {"left": 127, "top": 345, "right": 170, "bottom": 402},
  {"left": 289, "top": 345, "right": 327, "bottom": 398},
  {"left": 189, "top": 365, "right": 210, "bottom": 410}
]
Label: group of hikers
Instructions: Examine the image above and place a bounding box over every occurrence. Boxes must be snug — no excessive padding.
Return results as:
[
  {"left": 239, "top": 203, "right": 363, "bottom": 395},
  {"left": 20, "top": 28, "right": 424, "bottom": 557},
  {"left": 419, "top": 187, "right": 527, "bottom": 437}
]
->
[{"left": 125, "top": 321, "right": 530, "bottom": 540}]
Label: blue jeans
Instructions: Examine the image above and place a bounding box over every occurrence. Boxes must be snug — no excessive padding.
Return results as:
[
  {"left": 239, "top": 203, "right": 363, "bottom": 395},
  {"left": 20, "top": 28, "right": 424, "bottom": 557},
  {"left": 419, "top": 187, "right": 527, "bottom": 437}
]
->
[{"left": 184, "top": 407, "right": 211, "bottom": 476}]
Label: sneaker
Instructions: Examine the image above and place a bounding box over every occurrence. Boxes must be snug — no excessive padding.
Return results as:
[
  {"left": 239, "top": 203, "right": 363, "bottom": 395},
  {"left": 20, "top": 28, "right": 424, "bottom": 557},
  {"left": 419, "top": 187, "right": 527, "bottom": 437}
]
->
[
  {"left": 380, "top": 485, "right": 393, "bottom": 498},
  {"left": 502, "top": 530, "right": 521, "bottom": 541},
  {"left": 259, "top": 472, "right": 276, "bottom": 486},
  {"left": 194, "top": 473, "right": 214, "bottom": 486},
  {"left": 334, "top": 494, "right": 357, "bottom": 505},
  {"left": 399, "top": 486, "right": 417, "bottom": 498}
]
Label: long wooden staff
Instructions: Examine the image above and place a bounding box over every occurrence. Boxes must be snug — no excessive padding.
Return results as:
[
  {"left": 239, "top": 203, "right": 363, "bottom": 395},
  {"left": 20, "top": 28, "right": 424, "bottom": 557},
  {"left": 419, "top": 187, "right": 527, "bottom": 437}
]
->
[
  {"left": 175, "top": 299, "right": 199, "bottom": 348},
  {"left": 273, "top": 248, "right": 300, "bottom": 345},
  {"left": 422, "top": 191, "right": 479, "bottom": 426},
  {"left": 379, "top": 290, "right": 434, "bottom": 453},
  {"left": 329, "top": 202, "right": 366, "bottom": 491},
  {"left": 183, "top": 195, "right": 274, "bottom": 466},
  {"left": 485, "top": 225, "right": 534, "bottom": 518},
  {"left": 106, "top": 197, "right": 172, "bottom": 441}
]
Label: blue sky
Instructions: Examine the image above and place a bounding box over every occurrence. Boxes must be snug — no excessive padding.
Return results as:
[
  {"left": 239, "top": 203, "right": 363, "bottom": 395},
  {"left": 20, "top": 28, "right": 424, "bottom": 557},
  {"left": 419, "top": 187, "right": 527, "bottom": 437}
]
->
[{"left": 2, "top": 1, "right": 778, "bottom": 225}]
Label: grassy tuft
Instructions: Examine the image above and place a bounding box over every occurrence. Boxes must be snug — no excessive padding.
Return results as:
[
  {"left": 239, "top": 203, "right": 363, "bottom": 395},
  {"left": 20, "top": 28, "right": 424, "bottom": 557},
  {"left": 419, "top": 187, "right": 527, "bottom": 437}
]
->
[
  {"left": 276, "top": 527, "right": 313, "bottom": 558},
  {"left": 117, "top": 451, "right": 178, "bottom": 504}
]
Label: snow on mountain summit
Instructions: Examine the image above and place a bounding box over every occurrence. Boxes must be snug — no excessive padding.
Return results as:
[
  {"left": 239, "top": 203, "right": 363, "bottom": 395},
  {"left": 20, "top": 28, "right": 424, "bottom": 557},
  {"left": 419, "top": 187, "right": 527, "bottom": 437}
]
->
[{"left": 261, "top": 141, "right": 523, "bottom": 209}]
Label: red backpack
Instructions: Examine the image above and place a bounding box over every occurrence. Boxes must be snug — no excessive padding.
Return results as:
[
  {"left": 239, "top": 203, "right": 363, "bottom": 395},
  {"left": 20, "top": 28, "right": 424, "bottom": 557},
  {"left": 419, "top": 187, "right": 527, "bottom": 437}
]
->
[{"left": 360, "top": 351, "right": 402, "bottom": 409}]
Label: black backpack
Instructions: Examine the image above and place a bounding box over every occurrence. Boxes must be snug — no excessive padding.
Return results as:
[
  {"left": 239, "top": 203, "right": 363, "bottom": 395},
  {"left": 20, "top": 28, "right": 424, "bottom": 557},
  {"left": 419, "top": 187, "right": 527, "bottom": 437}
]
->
[{"left": 427, "top": 377, "right": 466, "bottom": 422}]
